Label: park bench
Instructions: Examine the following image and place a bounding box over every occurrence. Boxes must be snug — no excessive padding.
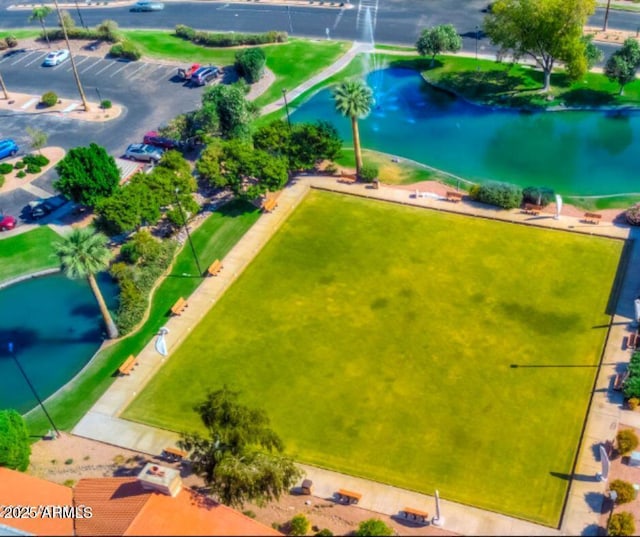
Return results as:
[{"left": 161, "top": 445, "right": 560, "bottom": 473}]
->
[
  {"left": 207, "top": 259, "right": 223, "bottom": 277},
  {"left": 523, "top": 203, "right": 543, "bottom": 215},
  {"left": 628, "top": 332, "right": 639, "bottom": 350},
  {"left": 162, "top": 446, "right": 188, "bottom": 462},
  {"left": 614, "top": 370, "right": 630, "bottom": 391},
  {"left": 336, "top": 489, "right": 362, "bottom": 505},
  {"left": 171, "top": 297, "right": 188, "bottom": 316},
  {"left": 445, "top": 190, "right": 463, "bottom": 203},
  {"left": 339, "top": 172, "right": 357, "bottom": 184},
  {"left": 262, "top": 197, "right": 278, "bottom": 213},
  {"left": 118, "top": 355, "right": 137, "bottom": 376},
  {"left": 400, "top": 507, "right": 429, "bottom": 524},
  {"left": 584, "top": 212, "right": 602, "bottom": 224}
]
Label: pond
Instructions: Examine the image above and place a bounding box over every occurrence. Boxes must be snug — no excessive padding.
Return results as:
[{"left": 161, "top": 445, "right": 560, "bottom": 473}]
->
[
  {"left": 291, "top": 67, "right": 640, "bottom": 197},
  {"left": 0, "top": 273, "right": 118, "bottom": 414}
]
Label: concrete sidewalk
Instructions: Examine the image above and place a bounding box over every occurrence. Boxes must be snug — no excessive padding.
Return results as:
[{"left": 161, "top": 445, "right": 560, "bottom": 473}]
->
[{"left": 73, "top": 177, "right": 635, "bottom": 536}]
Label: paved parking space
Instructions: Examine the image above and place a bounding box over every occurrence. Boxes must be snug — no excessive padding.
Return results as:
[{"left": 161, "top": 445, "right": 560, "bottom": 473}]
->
[{"left": 0, "top": 49, "right": 204, "bottom": 229}]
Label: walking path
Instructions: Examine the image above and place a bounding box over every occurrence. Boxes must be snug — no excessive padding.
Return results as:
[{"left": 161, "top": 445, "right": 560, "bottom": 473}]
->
[{"left": 73, "top": 176, "right": 637, "bottom": 536}]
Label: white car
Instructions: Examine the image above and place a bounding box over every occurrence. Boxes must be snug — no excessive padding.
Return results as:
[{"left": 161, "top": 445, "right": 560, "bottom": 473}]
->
[
  {"left": 131, "top": 1, "right": 165, "bottom": 11},
  {"left": 124, "top": 143, "right": 164, "bottom": 162},
  {"left": 43, "top": 49, "right": 70, "bottom": 66}
]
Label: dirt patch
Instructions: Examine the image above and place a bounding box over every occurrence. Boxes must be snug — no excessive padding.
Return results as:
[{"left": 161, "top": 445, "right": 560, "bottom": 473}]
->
[{"left": 0, "top": 147, "right": 65, "bottom": 194}]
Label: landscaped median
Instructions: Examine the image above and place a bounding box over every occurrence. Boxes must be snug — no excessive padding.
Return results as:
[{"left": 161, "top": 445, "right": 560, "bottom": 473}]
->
[{"left": 0, "top": 92, "right": 121, "bottom": 122}]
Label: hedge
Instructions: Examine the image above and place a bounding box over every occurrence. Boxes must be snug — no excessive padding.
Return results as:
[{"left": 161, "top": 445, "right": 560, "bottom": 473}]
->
[
  {"left": 175, "top": 24, "right": 287, "bottom": 47},
  {"left": 235, "top": 47, "right": 266, "bottom": 84},
  {"left": 43, "top": 26, "right": 120, "bottom": 43},
  {"left": 624, "top": 351, "right": 640, "bottom": 399},
  {"left": 471, "top": 180, "right": 523, "bottom": 209},
  {"left": 109, "top": 40, "right": 142, "bottom": 61},
  {"left": 522, "top": 186, "right": 555, "bottom": 206}
]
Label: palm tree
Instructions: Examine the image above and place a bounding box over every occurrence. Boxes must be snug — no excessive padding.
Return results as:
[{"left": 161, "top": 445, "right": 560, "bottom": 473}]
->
[
  {"left": 332, "top": 79, "right": 374, "bottom": 177},
  {"left": 54, "top": 228, "right": 119, "bottom": 339},
  {"left": 29, "top": 6, "right": 53, "bottom": 49}
]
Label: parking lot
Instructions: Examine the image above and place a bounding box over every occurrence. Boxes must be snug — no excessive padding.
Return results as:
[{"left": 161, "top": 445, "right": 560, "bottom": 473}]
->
[{"left": 0, "top": 48, "right": 208, "bottom": 227}]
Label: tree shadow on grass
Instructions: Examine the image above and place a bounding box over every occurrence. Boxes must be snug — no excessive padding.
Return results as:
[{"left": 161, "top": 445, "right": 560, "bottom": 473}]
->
[
  {"left": 436, "top": 70, "right": 529, "bottom": 101},
  {"left": 561, "top": 89, "right": 616, "bottom": 107},
  {"left": 388, "top": 57, "right": 441, "bottom": 72}
]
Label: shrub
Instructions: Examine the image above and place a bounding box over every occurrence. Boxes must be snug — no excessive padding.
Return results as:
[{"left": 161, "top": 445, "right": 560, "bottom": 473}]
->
[
  {"left": 16, "top": 171, "right": 26, "bottom": 178},
  {"left": 325, "top": 163, "right": 338, "bottom": 175},
  {"left": 0, "top": 40, "right": 6, "bottom": 51},
  {"left": 64, "top": 458, "right": 74, "bottom": 465},
  {"left": 4, "top": 35, "right": 17, "bottom": 48},
  {"left": 235, "top": 47, "right": 267, "bottom": 83},
  {"left": 629, "top": 397, "right": 640, "bottom": 410},
  {"left": 97, "top": 19, "right": 121, "bottom": 42},
  {"left": 14, "top": 160, "right": 25, "bottom": 169},
  {"left": 356, "top": 519, "right": 393, "bottom": 536},
  {"left": 609, "top": 512, "right": 636, "bottom": 536},
  {"left": 26, "top": 163, "right": 41, "bottom": 174},
  {"left": 617, "top": 429, "right": 639, "bottom": 455},
  {"left": 315, "top": 530, "right": 333, "bottom": 537},
  {"left": 359, "top": 162, "right": 379, "bottom": 182},
  {"left": 0, "top": 163, "right": 13, "bottom": 174},
  {"left": 522, "top": 186, "right": 555, "bottom": 206},
  {"left": 625, "top": 203, "right": 640, "bottom": 226},
  {"left": 41, "top": 91, "right": 58, "bottom": 107},
  {"left": 242, "top": 510, "right": 256, "bottom": 519},
  {"left": 611, "top": 479, "right": 636, "bottom": 504},
  {"left": 175, "top": 25, "right": 287, "bottom": 47},
  {"left": 175, "top": 24, "right": 196, "bottom": 40},
  {"left": 100, "top": 99, "right": 112, "bottom": 109},
  {"left": 0, "top": 175, "right": 4, "bottom": 188},
  {"left": 23, "top": 154, "right": 49, "bottom": 167},
  {"left": 289, "top": 514, "right": 310, "bottom": 536},
  {"left": 473, "top": 180, "right": 523, "bottom": 209},
  {"left": 110, "top": 40, "right": 141, "bottom": 61},
  {"left": 63, "top": 479, "right": 75, "bottom": 487}
]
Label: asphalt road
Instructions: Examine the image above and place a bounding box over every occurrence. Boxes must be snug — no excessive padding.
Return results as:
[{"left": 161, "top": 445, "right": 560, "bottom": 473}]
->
[{"left": 0, "top": 50, "right": 206, "bottom": 223}]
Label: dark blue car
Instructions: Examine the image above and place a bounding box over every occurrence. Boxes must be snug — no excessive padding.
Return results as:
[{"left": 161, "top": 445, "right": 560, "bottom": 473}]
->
[{"left": 0, "top": 139, "right": 18, "bottom": 160}]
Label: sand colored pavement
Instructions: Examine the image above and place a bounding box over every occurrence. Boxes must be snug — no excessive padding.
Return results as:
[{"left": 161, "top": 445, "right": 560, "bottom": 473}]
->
[{"left": 0, "top": 92, "right": 122, "bottom": 122}]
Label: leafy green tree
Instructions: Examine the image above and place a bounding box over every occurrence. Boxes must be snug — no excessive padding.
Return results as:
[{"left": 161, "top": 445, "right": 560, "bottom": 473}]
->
[
  {"left": 289, "top": 121, "right": 342, "bottom": 171},
  {"left": 96, "top": 180, "right": 161, "bottom": 235},
  {"left": 54, "top": 228, "right": 118, "bottom": 339},
  {"left": 202, "top": 83, "right": 258, "bottom": 139},
  {"left": 581, "top": 35, "right": 603, "bottom": 71},
  {"left": 26, "top": 126, "right": 48, "bottom": 154},
  {"left": 29, "top": 6, "right": 53, "bottom": 48},
  {"left": 609, "top": 512, "right": 636, "bottom": 537},
  {"left": 253, "top": 119, "right": 292, "bottom": 157},
  {"left": 484, "top": 0, "right": 597, "bottom": 91},
  {"left": 179, "top": 386, "right": 302, "bottom": 508},
  {"left": 415, "top": 24, "right": 462, "bottom": 65},
  {"left": 605, "top": 39, "right": 640, "bottom": 95},
  {"left": 235, "top": 47, "right": 267, "bottom": 83},
  {"left": 55, "top": 143, "right": 120, "bottom": 207},
  {"left": 159, "top": 113, "right": 199, "bottom": 144},
  {"left": 355, "top": 519, "right": 393, "bottom": 536},
  {"left": 0, "top": 410, "right": 30, "bottom": 471},
  {"left": 289, "top": 514, "right": 310, "bottom": 536},
  {"left": 96, "top": 19, "right": 121, "bottom": 42},
  {"left": 616, "top": 429, "right": 639, "bottom": 455},
  {"left": 332, "top": 80, "right": 374, "bottom": 176}
]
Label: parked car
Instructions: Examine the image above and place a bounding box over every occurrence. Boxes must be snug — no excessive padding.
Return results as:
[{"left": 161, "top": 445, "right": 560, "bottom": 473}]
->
[
  {"left": 130, "top": 1, "right": 165, "bottom": 11},
  {"left": 28, "top": 199, "right": 56, "bottom": 220},
  {"left": 177, "top": 63, "right": 201, "bottom": 81},
  {"left": 124, "top": 143, "right": 164, "bottom": 162},
  {"left": 191, "top": 66, "right": 220, "bottom": 87},
  {"left": 143, "top": 131, "right": 182, "bottom": 150},
  {"left": 0, "top": 215, "right": 16, "bottom": 231},
  {"left": 43, "top": 49, "right": 70, "bottom": 66},
  {"left": 0, "top": 139, "right": 18, "bottom": 160}
]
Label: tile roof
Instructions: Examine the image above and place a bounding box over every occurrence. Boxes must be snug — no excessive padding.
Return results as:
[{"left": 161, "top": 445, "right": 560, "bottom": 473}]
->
[{"left": 0, "top": 467, "right": 74, "bottom": 536}]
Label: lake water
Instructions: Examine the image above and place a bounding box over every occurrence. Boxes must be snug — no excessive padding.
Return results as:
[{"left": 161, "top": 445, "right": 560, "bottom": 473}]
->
[{"left": 291, "top": 67, "right": 640, "bottom": 197}]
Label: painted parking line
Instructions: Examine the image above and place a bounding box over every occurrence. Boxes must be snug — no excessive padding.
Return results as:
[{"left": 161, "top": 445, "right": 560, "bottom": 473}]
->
[
  {"left": 11, "top": 51, "right": 36, "bottom": 66},
  {"left": 80, "top": 58, "right": 105, "bottom": 74},
  {"left": 110, "top": 61, "right": 133, "bottom": 77},
  {"left": 66, "top": 56, "right": 89, "bottom": 71},
  {"left": 22, "top": 52, "right": 46, "bottom": 68},
  {"left": 154, "top": 66, "right": 177, "bottom": 83},
  {"left": 125, "top": 62, "right": 151, "bottom": 80},
  {"left": 95, "top": 61, "right": 117, "bottom": 76}
]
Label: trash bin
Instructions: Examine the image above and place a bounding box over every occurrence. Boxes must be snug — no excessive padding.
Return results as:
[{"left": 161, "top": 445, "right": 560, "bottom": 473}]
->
[
  {"left": 372, "top": 179, "right": 380, "bottom": 189},
  {"left": 301, "top": 479, "right": 313, "bottom": 495}
]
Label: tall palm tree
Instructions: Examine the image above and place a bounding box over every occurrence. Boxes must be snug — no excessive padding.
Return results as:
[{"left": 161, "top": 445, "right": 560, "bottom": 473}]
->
[
  {"left": 0, "top": 70, "right": 9, "bottom": 100},
  {"left": 332, "top": 79, "right": 374, "bottom": 177},
  {"left": 29, "top": 6, "right": 53, "bottom": 49},
  {"left": 54, "top": 228, "right": 118, "bottom": 339}
]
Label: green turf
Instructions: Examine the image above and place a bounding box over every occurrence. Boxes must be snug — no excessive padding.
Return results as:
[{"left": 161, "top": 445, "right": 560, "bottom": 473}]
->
[
  {"left": 124, "top": 190, "right": 622, "bottom": 525},
  {"left": 0, "top": 227, "right": 60, "bottom": 284},
  {"left": 24, "top": 201, "right": 260, "bottom": 434}
]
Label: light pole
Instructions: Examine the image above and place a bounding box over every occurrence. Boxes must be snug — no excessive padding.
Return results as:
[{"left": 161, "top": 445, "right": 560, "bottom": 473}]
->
[
  {"left": 475, "top": 25, "right": 479, "bottom": 69},
  {"left": 174, "top": 188, "right": 203, "bottom": 276},
  {"left": 603, "top": 0, "right": 612, "bottom": 31},
  {"left": 8, "top": 342, "right": 60, "bottom": 438},
  {"left": 74, "top": 0, "right": 87, "bottom": 30},
  {"left": 0, "top": 70, "right": 9, "bottom": 100},
  {"left": 282, "top": 88, "right": 291, "bottom": 131}
]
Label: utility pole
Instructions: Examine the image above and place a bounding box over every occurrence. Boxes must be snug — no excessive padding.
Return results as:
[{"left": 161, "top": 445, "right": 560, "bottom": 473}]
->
[
  {"left": 174, "top": 188, "right": 203, "bottom": 276},
  {"left": 52, "top": 0, "right": 89, "bottom": 111},
  {"left": 0, "top": 71, "right": 9, "bottom": 100},
  {"left": 603, "top": 0, "right": 612, "bottom": 31}
]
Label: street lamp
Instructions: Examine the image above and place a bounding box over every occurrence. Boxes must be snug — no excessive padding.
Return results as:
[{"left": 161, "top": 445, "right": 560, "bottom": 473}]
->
[
  {"left": 8, "top": 342, "right": 60, "bottom": 438},
  {"left": 475, "top": 25, "right": 479, "bottom": 67},
  {"left": 174, "top": 188, "right": 203, "bottom": 276},
  {"left": 282, "top": 88, "right": 292, "bottom": 131}
]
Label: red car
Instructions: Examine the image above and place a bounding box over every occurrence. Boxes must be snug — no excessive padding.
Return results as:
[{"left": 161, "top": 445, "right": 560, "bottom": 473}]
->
[
  {"left": 0, "top": 215, "right": 16, "bottom": 231},
  {"left": 177, "top": 63, "right": 201, "bottom": 81},
  {"left": 143, "top": 131, "right": 182, "bottom": 150}
]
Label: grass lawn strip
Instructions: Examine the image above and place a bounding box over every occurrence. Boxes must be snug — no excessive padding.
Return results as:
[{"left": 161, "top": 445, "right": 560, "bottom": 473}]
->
[
  {"left": 124, "top": 190, "right": 622, "bottom": 525},
  {"left": 0, "top": 227, "right": 60, "bottom": 284},
  {"left": 24, "top": 201, "right": 260, "bottom": 434}
]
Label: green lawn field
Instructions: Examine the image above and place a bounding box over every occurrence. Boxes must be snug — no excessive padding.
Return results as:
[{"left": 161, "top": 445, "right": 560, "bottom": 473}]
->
[
  {"left": 0, "top": 227, "right": 60, "bottom": 284},
  {"left": 123, "top": 190, "right": 623, "bottom": 525}
]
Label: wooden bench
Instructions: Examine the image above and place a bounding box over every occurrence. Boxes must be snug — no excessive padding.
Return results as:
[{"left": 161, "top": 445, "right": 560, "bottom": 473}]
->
[
  {"left": 614, "top": 370, "right": 630, "bottom": 391},
  {"left": 401, "top": 507, "right": 429, "bottom": 524},
  {"left": 338, "top": 173, "right": 357, "bottom": 184},
  {"left": 584, "top": 212, "right": 602, "bottom": 224},
  {"left": 336, "top": 489, "right": 362, "bottom": 505},
  {"left": 207, "top": 259, "right": 223, "bottom": 277},
  {"left": 445, "top": 190, "right": 463, "bottom": 202},
  {"left": 162, "top": 446, "right": 188, "bottom": 462},
  {"left": 628, "top": 332, "right": 639, "bottom": 350},
  {"left": 262, "top": 197, "right": 278, "bottom": 213},
  {"left": 118, "top": 355, "right": 137, "bottom": 376},
  {"left": 523, "top": 203, "right": 543, "bottom": 215},
  {"left": 171, "top": 297, "right": 188, "bottom": 316}
]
